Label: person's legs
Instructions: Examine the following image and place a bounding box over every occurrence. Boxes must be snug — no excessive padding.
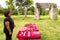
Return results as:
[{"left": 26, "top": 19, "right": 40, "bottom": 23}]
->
[
  {"left": 9, "top": 34, "right": 12, "bottom": 40},
  {"left": 5, "top": 33, "right": 12, "bottom": 40},
  {"left": 5, "top": 33, "right": 8, "bottom": 40}
]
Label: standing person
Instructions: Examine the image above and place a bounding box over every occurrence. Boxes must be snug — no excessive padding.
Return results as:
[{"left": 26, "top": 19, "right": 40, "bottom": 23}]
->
[{"left": 3, "top": 10, "right": 15, "bottom": 40}]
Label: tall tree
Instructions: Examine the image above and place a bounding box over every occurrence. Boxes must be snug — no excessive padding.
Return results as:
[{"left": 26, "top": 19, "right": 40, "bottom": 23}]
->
[
  {"left": 13, "top": 0, "right": 33, "bottom": 17},
  {"left": 6, "top": 0, "right": 15, "bottom": 12}
]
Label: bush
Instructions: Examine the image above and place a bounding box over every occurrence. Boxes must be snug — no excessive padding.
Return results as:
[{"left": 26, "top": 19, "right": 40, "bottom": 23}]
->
[
  {"left": 27, "top": 6, "right": 35, "bottom": 15},
  {"left": 0, "top": 8, "right": 3, "bottom": 14},
  {"left": 18, "top": 8, "right": 24, "bottom": 15},
  {"left": 13, "top": 10, "right": 18, "bottom": 15},
  {"left": 45, "top": 10, "right": 49, "bottom": 15},
  {"left": 58, "top": 9, "right": 60, "bottom": 15},
  {"left": 27, "top": 11, "right": 34, "bottom": 15},
  {"left": 0, "top": 10, "right": 3, "bottom": 14}
]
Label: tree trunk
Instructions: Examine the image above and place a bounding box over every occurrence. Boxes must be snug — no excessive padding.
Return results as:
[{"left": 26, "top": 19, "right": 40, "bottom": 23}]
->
[{"left": 24, "top": 7, "right": 27, "bottom": 17}]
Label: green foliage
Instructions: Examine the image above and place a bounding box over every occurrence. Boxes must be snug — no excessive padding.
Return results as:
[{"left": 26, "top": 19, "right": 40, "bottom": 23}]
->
[
  {"left": 6, "top": 0, "right": 16, "bottom": 15},
  {"left": 41, "top": 8, "right": 45, "bottom": 15},
  {"left": 27, "top": 6, "right": 35, "bottom": 15},
  {"left": 24, "top": 0, "right": 33, "bottom": 5},
  {"left": 13, "top": 10, "right": 18, "bottom": 15},
  {"left": 0, "top": 5, "right": 3, "bottom": 14},
  {"left": 0, "top": 9, "right": 3, "bottom": 14},
  {"left": 6, "top": 0, "right": 14, "bottom": 10},
  {"left": 40, "top": 8, "right": 49, "bottom": 15},
  {"left": 58, "top": 9, "right": 60, "bottom": 15},
  {"left": 27, "top": 11, "right": 33, "bottom": 15},
  {"left": 14, "top": 0, "right": 33, "bottom": 15},
  {"left": 51, "top": 3, "right": 57, "bottom": 8},
  {"left": 15, "top": 0, "right": 33, "bottom": 7},
  {"left": 18, "top": 9, "right": 24, "bottom": 15},
  {"left": 45, "top": 10, "right": 49, "bottom": 15}
]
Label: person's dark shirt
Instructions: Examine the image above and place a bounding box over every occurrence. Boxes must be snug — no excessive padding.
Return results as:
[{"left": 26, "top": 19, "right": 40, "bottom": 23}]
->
[{"left": 4, "top": 17, "right": 14, "bottom": 33}]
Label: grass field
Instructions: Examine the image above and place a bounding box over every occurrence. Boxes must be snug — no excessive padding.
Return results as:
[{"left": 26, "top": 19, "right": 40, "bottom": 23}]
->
[{"left": 0, "top": 15, "right": 60, "bottom": 40}]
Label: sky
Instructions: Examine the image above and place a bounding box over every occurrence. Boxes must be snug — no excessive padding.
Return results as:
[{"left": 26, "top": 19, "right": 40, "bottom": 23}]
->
[
  {"left": 33, "top": 0, "right": 60, "bottom": 7},
  {"left": 0, "top": 0, "right": 6, "bottom": 8},
  {"left": 0, "top": 0, "right": 60, "bottom": 8}
]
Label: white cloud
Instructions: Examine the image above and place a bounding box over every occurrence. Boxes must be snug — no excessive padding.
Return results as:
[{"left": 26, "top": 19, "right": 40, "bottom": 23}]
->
[{"left": 0, "top": 0, "right": 6, "bottom": 8}]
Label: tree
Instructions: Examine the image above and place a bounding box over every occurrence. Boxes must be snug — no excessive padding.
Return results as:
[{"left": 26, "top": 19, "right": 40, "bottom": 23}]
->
[
  {"left": 0, "top": 5, "right": 3, "bottom": 14},
  {"left": 13, "top": 0, "right": 33, "bottom": 17},
  {"left": 27, "top": 6, "right": 35, "bottom": 15},
  {"left": 41, "top": 8, "right": 45, "bottom": 16},
  {"left": 6, "top": 0, "right": 17, "bottom": 15}
]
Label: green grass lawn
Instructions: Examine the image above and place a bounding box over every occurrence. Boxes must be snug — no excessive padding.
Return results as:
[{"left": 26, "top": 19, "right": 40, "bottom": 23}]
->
[{"left": 0, "top": 15, "right": 60, "bottom": 40}]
